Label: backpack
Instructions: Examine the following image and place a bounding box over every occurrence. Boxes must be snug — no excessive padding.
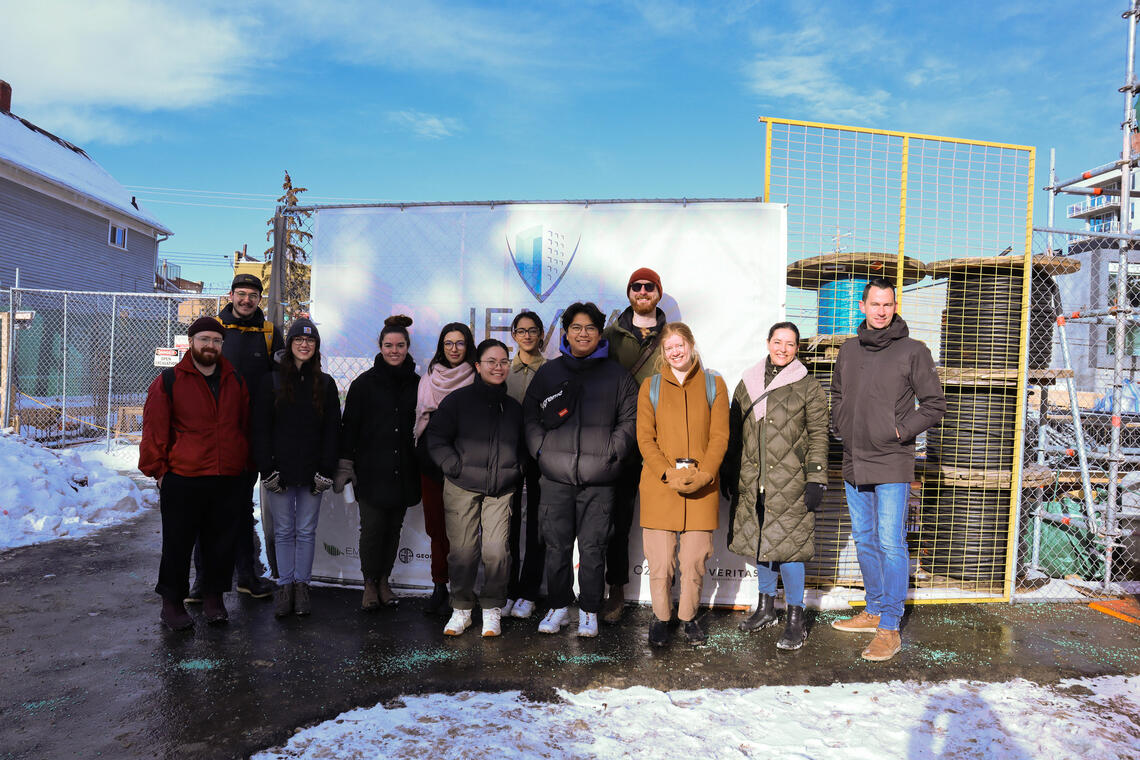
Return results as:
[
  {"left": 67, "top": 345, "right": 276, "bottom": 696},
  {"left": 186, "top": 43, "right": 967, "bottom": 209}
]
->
[{"left": 648, "top": 369, "right": 719, "bottom": 412}]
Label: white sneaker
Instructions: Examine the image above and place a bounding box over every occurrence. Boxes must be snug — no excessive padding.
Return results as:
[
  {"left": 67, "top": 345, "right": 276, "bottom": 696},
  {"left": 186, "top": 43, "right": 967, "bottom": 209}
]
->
[
  {"left": 482, "top": 607, "right": 502, "bottom": 637},
  {"left": 443, "top": 608, "right": 472, "bottom": 636},
  {"left": 538, "top": 607, "right": 569, "bottom": 634},
  {"left": 577, "top": 610, "right": 599, "bottom": 638},
  {"left": 501, "top": 598, "right": 515, "bottom": 617},
  {"left": 511, "top": 598, "right": 536, "bottom": 619}
]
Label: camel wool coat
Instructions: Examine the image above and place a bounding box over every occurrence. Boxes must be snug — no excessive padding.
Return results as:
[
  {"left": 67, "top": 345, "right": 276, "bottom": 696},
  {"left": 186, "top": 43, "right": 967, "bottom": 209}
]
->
[{"left": 636, "top": 362, "right": 730, "bottom": 532}]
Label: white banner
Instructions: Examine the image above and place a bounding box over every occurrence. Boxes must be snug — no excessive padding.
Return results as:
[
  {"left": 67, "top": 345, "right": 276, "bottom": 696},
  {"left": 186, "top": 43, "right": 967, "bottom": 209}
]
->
[{"left": 308, "top": 200, "right": 788, "bottom": 607}]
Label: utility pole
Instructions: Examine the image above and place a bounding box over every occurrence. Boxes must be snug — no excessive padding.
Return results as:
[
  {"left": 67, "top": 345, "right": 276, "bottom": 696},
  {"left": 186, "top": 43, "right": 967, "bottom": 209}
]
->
[{"left": 268, "top": 208, "right": 286, "bottom": 327}]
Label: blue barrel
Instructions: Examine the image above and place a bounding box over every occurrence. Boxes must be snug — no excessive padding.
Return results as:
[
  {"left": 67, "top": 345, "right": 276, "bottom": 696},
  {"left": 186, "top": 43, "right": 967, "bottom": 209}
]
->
[{"left": 817, "top": 279, "right": 868, "bottom": 335}]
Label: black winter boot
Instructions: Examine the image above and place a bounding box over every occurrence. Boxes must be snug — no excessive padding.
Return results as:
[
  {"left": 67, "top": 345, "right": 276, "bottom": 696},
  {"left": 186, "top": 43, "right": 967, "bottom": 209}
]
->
[
  {"left": 424, "top": 583, "right": 450, "bottom": 616},
  {"left": 648, "top": 619, "right": 670, "bottom": 647},
  {"left": 739, "top": 593, "right": 779, "bottom": 632},
  {"left": 776, "top": 605, "right": 807, "bottom": 650}
]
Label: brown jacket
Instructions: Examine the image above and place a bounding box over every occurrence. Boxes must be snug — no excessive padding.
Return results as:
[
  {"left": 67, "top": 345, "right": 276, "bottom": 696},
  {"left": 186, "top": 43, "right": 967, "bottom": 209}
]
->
[
  {"left": 636, "top": 362, "right": 730, "bottom": 531},
  {"left": 832, "top": 316, "right": 946, "bottom": 485}
]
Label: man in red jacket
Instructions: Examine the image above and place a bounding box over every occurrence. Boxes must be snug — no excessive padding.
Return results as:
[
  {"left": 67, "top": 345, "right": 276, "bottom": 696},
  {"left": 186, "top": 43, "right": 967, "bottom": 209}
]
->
[{"left": 140, "top": 317, "right": 251, "bottom": 630}]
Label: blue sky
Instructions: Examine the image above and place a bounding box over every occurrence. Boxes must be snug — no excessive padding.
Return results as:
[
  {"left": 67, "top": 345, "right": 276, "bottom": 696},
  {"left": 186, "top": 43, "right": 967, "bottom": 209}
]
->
[{"left": 0, "top": 0, "right": 1128, "bottom": 290}]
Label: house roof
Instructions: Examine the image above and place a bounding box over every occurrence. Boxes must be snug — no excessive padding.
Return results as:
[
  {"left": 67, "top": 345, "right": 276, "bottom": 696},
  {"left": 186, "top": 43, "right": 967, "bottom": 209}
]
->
[{"left": 0, "top": 111, "right": 172, "bottom": 235}]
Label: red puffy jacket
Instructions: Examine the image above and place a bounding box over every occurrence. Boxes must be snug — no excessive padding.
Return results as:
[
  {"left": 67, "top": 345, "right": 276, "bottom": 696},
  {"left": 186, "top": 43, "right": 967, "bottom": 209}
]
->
[{"left": 139, "top": 352, "right": 250, "bottom": 479}]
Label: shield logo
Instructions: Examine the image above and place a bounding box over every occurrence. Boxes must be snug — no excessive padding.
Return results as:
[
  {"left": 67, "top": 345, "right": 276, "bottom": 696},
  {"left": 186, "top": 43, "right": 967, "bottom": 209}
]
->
[{"left": 507, "top": 225, "right": 581, "bottom": 303}]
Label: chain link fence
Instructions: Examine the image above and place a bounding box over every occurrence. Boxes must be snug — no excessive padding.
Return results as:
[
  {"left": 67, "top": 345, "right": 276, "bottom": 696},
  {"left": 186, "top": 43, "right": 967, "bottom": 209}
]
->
[
  {"left": 5, "top": 288, "right": 224, "bottom": 446},
  {"left": 1018, "top": 228, "right": 1140, "bottom": 595}
]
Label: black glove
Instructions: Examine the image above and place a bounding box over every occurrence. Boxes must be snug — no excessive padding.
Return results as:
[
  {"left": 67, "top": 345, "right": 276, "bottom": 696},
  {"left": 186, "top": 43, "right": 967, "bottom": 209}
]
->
[
  {"left": 720, "top": 477, "right": 737, "bottom": 500},
  {"left": 311, "top": 473, "right": 334, "bottom": 496},
  {"left": 332, "top": 458, "right": 356, "bottom": 494},
  {"left": 804, "top": 482, "right": 826, "bottom": 512},
  {"left": 263, "top": 471, "right": 285, "bottom": 494}
]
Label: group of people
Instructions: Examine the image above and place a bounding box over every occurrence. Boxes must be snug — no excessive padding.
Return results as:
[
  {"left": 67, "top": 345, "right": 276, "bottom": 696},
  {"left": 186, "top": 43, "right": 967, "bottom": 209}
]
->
[{"left": 141, "top": 268, "right": 944, "bottom": 663}]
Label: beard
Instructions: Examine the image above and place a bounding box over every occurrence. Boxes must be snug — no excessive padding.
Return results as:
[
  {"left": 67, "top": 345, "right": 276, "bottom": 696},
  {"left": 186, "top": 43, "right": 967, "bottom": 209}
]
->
[
  {"left": 630, "top": 296, "right": 658, "bottom": 317},
  {"left": 190, "top": 345, "right": 219, "bottom": 366}
]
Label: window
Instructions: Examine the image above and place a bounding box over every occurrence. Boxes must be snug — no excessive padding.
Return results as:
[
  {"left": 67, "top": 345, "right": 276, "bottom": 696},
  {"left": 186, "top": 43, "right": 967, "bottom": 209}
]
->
[
  {"left": 108, "top": 223, "right": 127, "bottom": 249},
  {"left": 1106, "top": 262, "right": 1140, "bottom": 356}
]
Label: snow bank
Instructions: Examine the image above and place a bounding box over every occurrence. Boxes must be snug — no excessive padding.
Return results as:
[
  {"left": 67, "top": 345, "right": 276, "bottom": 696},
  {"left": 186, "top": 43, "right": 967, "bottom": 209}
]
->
[
  {"left": 253, "top": 675, "right": 1140, "bottom": 759},
  {"left": 0, "top": 432, "right": 153, "bottom": 549}
]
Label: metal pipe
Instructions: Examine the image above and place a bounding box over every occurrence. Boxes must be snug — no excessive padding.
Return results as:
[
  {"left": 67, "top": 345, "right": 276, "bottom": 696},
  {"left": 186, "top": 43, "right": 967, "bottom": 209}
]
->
[
  {"left": 1049, "top": 157, "right": 1140, "bottom": 192},
  {"left": 3, "top": 286, "right": 14, "bottom": 429},
  {"left": 1034, "top": 508, "right": 1092, "bottom": 528},
  {"left": 60, "top": 292, "right": 67, "bottom": 442},
  {"left": 1032, "top": 224, "right": 1140, "bottom": 242},
  {"left": 105, "top": 295, "right": 116, "bottom": 454},
  {"left": 1041, "top": 444, "right": 1140, "bottom": 463},
  {"left": 1105, "top": 0, "right": 1140, "bottom": 590},
  {"left": 1060, "top": 306, "right": 1135, "bottom": 319},
  {"left": 1057, "top": 318, "right": 1101, "bottom": 533},
  {"left": 1056, "top": 185, "right": 1123, "bottom": 197},
  {"left": 1048, "top": 149, "right": 1056, "bottom": 254}
]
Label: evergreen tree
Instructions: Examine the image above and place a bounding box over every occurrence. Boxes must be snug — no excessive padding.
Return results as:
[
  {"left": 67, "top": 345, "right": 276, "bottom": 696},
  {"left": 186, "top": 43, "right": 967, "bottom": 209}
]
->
[{"left": 264, "top": 171, "right": 313, "bottom": 319}]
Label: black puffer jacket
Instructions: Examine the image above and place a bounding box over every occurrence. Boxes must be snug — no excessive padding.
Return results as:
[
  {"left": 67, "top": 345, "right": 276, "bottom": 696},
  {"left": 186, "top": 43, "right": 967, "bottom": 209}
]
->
[
  {"left": 218, "top": 303, "right": 285, "bottom": 407},
  {"left": 423, "top": 377, "right": 524, "bottom": 497},
  {"left": 340, "top": 354, "right": 422, "bottom": 509},
  {"left": 252, "top": 356, "right": 341, "bottom": 488},
  {"left": 522, "top": 338, "right": 639, "bottom": 486}
]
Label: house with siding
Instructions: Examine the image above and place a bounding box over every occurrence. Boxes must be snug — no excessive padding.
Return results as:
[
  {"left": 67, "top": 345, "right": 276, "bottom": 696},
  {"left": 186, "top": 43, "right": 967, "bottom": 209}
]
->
[{"left": 0, "top": 81, "right": 172, "bottom": 293}]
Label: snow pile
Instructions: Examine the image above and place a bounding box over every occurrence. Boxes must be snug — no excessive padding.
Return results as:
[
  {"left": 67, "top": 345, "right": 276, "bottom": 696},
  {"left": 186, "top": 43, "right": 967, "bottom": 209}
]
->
[
  {"left": 253, "top": 675, "right": 1140, "bottom": 759},
  {"left": 0, "top": 432, "right": 153, "bottom": 549}
]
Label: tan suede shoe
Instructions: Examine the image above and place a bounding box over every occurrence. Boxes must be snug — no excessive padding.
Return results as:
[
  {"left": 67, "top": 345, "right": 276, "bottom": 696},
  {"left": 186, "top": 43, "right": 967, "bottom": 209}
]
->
[
  {"left": 861, "top": 628, "right": 902, "bottom": 661},
  {"left": 831, "top": 610, "right": 881, "bottom": 633}
]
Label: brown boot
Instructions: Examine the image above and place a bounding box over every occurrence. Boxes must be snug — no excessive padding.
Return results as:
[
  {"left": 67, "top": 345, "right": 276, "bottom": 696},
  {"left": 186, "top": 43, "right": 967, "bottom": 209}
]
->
[
  {"left": 160, "top": 598, "right": 194, "bottom": 631},
  {"left": 202, "top": 593, "right": 229, "bottom": 625},
  {"left": 601, "top": 585, "right": 625, "bottom": 624},
  {"left": 861, "top": 628, "right": 902, "bottom": 661},
  {"left": 361, "top": 579, "right": 380, "bottom": 611},
  {"left": 274, "top": 584, "right": 294, "bottom": 618},
  {"left": 378, "top": 578, "right": 399, "bottom": 607},
  {"left": 293, "top": 583, "right": 311, "bottom": 616},
  {"left": 831, "top": 610, "right": 881, "bottom": 633}
]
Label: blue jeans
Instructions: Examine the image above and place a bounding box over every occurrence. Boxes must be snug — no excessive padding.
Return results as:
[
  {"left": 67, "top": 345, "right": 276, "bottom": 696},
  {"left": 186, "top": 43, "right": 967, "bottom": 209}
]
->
[
  {"left": 844, "top": 481, "right": 910, "bottom": 630},
  {"left": 266, "top": 487, "right": 323, "bottom": 585},
  {"left": 755, "top": 561, "right": 805, "bottom": 607}
]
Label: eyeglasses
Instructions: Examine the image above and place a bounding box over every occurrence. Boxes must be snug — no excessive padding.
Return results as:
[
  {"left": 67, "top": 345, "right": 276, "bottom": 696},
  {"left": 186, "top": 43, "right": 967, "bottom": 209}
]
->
[
  {"left": 194, "top": 336, "right": 223, "bottom": 347},
  {"left": 293, "top": 337, "right": 317, "bottom": 346},
  {"left": 443, "top": 340, "right": 466, "bottom": 350},
  {"left": 513, "top": 327, "right": 540, "bottom": 337},
  {"left": 567, "top": 324, "right": 599, "bottom": 336},
  {"left": 481, "top": 359, "right": 511, "bottom": 368},
  {"left": 232, "top": 290, "right": 261, "bottom": 302},
  {"left": 630, "top": 282, "right": 656, "bottom": 293}
]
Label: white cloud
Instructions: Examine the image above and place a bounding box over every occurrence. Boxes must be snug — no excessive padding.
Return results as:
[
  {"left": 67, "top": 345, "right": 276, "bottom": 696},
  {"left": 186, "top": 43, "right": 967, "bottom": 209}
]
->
[
  {"left": 0, "top": 0, "right": 261, "bottom": 142},
  {"left": 386, "top": 110, "right": 464, "bottom": 140},
  {"left": 291, "top": 0, "right": 551, "bottom": 82},
  {"left": 746, "top": 53, "right": 891, "bottom": 123}
]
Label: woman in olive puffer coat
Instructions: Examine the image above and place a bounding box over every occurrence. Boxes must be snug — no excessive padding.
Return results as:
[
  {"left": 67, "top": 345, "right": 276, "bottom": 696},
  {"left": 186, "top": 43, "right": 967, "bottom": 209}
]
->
[{"left": 722, "top": 321, "right": 828, "bottom": 651}]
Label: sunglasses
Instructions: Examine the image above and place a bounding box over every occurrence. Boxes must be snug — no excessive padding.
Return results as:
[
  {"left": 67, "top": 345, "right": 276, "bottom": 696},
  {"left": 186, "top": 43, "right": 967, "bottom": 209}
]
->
[{"left": 630, "top": 282, "right": 657, "bottom": 293}]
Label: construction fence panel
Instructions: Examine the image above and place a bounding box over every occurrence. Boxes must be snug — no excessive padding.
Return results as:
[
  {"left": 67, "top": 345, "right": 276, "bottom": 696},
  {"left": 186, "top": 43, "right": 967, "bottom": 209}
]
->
[
  {"left": 6, "top": 288, "right": 224, "bottom": 446},
  {"left": 764, "top": 117, "right": 1035, "bottom": 604},
  {"left": 1018, "top": 227, "right": 1140, "bottom": 598}
]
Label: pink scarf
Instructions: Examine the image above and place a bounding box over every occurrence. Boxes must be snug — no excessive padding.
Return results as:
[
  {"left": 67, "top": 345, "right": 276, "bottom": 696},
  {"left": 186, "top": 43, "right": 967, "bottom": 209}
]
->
[
  {"left": 414, "top": 361, "right": 475, "bottom": 441},
  {"left": 740, "top": 358, "right": 807, "bottom": 421}
]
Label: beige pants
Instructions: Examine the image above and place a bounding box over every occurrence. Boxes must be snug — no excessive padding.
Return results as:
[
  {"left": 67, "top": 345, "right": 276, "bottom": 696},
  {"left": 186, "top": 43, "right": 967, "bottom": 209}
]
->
[
  {"left": 642, "top": 528, "right": 713, "bottom": 623},
  {"left": 442, "top": 479, "right": 512, "bottom": 610}
]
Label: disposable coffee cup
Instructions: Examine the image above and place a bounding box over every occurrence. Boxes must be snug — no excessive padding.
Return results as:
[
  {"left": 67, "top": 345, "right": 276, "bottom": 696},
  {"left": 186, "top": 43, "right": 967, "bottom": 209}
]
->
[
  {"left": 675, "top": 458, "right": 697, "bottom": 469},
  {"left": 343, "top": 482, "right": 356, "bottom": 503}
]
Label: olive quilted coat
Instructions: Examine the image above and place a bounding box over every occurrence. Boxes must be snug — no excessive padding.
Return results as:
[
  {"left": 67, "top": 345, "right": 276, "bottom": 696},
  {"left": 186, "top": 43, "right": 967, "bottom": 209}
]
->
[{"left": 725, "top": 365, "right": 829, "bottom": 563}]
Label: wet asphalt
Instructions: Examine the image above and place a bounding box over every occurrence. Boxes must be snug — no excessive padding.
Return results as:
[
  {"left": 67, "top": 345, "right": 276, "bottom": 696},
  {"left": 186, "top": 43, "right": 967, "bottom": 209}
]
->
[{"left": 1, "top": 501, "right": 1139, "bottom": 760}]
